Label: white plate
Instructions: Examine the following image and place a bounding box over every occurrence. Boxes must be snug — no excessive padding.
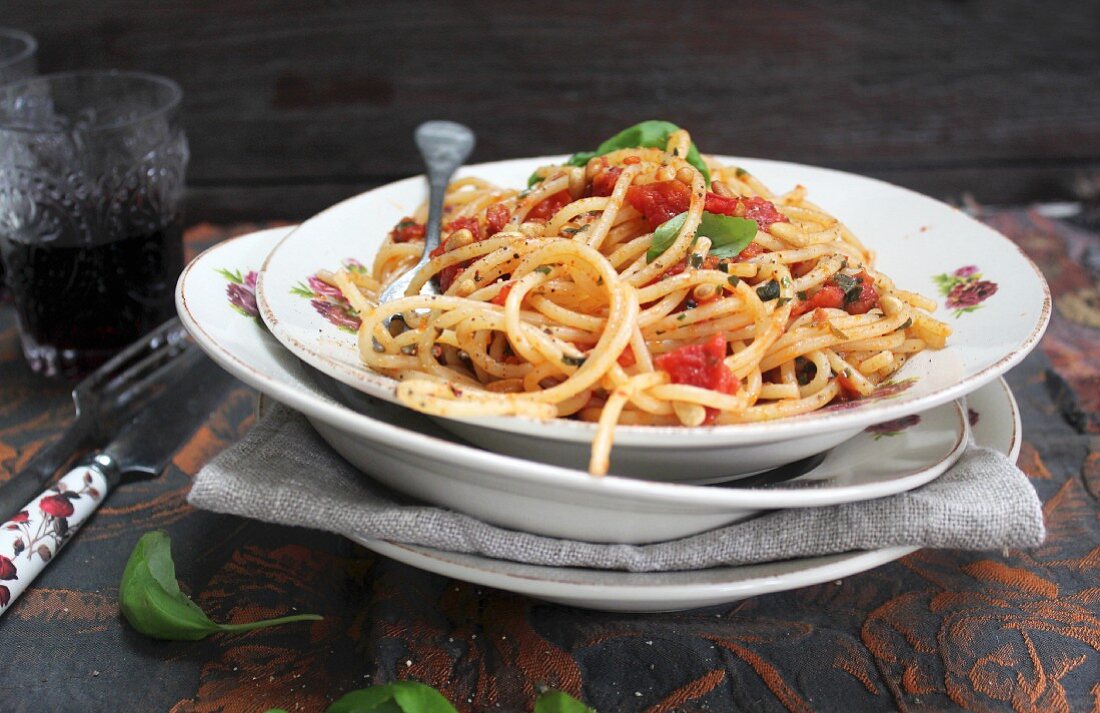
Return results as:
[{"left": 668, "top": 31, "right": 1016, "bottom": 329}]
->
[
  {"left": 256, "top": 155, "right": 1048, "bottom": 480},
  {"left": 358, "top": 541, "right": 920, "bottom": 612},
  {"left": 178, "top": 228, "right": 1014, "bottom": 545}
]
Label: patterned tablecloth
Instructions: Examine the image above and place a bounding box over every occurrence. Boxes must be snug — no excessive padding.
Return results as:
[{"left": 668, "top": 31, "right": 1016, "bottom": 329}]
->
[{"left": 0, "top": 212, "right": 1097, "bottom": 712}]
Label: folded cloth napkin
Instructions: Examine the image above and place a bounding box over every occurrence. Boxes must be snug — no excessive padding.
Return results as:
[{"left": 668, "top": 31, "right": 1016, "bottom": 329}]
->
[{"left": 188, "top": 404, "right": 1045, "bottom": 573}]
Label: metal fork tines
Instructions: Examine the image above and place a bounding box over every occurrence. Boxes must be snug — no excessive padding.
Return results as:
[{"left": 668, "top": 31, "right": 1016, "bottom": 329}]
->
[{"left": 0, "top": 318, "right": 192, "bottom": 517}]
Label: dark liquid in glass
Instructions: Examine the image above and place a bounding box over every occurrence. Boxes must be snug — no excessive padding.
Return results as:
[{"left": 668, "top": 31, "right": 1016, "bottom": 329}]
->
[{"left": 0, "top": 217, "right": 184, "bottom": 379}]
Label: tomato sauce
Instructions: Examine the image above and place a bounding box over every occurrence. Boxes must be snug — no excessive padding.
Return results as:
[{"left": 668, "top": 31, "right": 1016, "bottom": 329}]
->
[
  {"left": 528, "top": 190, "right": 571, "bottom": 221},
  {"left": 490, "top": 283, "right": 513, "bottom": 306},
  {"left": 389, "top": 217, "right": 426, "bottom": 243},
  {"left": 626, "top": 181, "right": 788, "bottom": 232},
  {"left": 791, "top": 271, "right": 880, "bottom": 318},
  {"left": 589, "top": 164, "right": 624, "bottom": 197},
  {"left": 485, "top": 204, "right": 511, "bottom": 236},
  {"left": 654, "top": 334, "right": 739, "bottom": 423}
]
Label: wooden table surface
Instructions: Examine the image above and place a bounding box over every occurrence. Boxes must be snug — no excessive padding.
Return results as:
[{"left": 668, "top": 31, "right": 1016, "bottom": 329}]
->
[
  {"left": 6, "top": 1, "right": 1100, "bottom": 222},
  {"left": 0, "top": 208, "right": 1098, "bottom": 712}
]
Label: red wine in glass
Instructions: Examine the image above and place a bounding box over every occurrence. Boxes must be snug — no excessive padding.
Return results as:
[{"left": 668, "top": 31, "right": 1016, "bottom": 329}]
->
[{"left": 0, "top": 216, "right": 184, "bottom": 379}]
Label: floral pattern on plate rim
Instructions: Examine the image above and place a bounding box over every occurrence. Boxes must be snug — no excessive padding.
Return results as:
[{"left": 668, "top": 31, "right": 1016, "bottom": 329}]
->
[
  {"left": 217, "top": 268, "right": 260, "bottom": 321},
  {"left": 932, "top": 265, "right": 998, "bottom": 318},
  {"left": 290, "top": 259, "right": 365, "bottom": 333},
  {"left": 822, "top": 378, "right": 917, "bottom": 413},
  {"left": 865, "top": 414, "right": 921, "bottom": 440}
]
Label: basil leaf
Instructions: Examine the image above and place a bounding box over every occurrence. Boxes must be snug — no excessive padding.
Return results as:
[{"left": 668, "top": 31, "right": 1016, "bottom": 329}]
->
[
  {"left": 326, "top": 682, "right": 458, "bottom": 713},
  {"left": 832, "top": 273, "right": 857, "bottom": 295},
  {"left": 535, "top": 691, "right": 597, "bottom": 713},
  {"left": 646, "top": 211, "right": 758, "bottom": 263},
  {"left": 567, "top": 120, "right": 711, "bottom": 184},
  {"left": 756, "top": 279, "right": 781, "bottom": 301},
  {"left": 120, "top": 531, "right": 322, "bottom": 641},
  {"left": 565, "top": 150, "right": 598, "bottom": 167}
]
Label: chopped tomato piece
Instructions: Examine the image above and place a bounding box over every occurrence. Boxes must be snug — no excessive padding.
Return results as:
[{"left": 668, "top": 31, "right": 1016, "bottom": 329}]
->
[
  {"left": 702, "top": 194, "right": 787, "bottom": 229},
  {"left": 436, "top": 265, "right": 463, "bottom": 293},
  {"left": 627, "top": 180, "right": 692, "bottom": 227},
  {"left": 427, "top": 217, "right": 486, "bottom": 291},
  {"left": 738, "top": 197, "right": 787, "bottom": 228},
  {"left": 655, "top": 336, "right": 738, "bottom": 393},
  {"left": 792, "top": 284, "right": 846, "bottom": 318},
  {"left": 617, "top": 345, "right": 636, "bottom": 367},
  {"left": 845, "top": 270, "right": 880, "bottom": 315},
  {"left": 655, "top": 334, "right": 739, "bottom": 425},
  {"left": 734, "top": 242, "right": 765, "bottom": 262},
  {"left": 389, "top": 217, "right": 426, "bottom": 243},
  {"left": 655, "top": 334, "right": 737, "bottom": 394},
  {"left": 490, "top": 283, "right": 513, "bottom": 306},
  {"left": 701, "top": 192, "right": 739, "bottom": 216},
  {"left": 427, "top": 242, "right": 463, "bottom": 293},
  {"left": 626, "top": 182, "right": 788, "bottom": 232},
  {"left": 791, "top": 271, "right": 880, "bottom": 318},
  {"left": 485, "top": 204, "right": 511, "bottom": 236},
  {"left": 443, "top": 216, "right": 481, "bottom": 241},
  {"left": 590, "top": 165, "right": 624, "bottom": 197},
  {"left": 528, "top": 190, "right": 571, "bottom": 221},
  {"left": 700, "top": 255, "right": 725, "bottom": 271}
]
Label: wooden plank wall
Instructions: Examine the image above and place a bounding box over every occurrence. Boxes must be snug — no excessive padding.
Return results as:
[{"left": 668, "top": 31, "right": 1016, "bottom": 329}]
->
[{"left": 7, "top": 1, "right": 1099, "bottom": 221}]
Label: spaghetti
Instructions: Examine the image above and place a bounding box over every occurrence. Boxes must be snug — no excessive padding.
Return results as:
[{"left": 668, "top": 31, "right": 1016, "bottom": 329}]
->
[{"left": 323, "top": 122, "right": 951, "bottom": 476}]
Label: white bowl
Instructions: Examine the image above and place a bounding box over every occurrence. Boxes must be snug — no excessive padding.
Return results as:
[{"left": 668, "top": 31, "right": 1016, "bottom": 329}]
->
[
  {"left": 255, "top": 156, "right": 1048, "bottom": 481},
  {"left": 178, "top": 228, "right": 1019, "bottom": 545}
]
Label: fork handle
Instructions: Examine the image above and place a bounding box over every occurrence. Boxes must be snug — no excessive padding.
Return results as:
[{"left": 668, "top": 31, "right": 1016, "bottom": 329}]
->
[{"left": 0, "top": 463, "right": 110, "bottom": 614}]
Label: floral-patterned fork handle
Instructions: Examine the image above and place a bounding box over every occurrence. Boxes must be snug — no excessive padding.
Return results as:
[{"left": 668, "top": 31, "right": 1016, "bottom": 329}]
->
[
  {"left": 0, "top": 342, "right": 234, "bottom": 613},
  {"left": 0, "top": 460, "right": 110, "bottom": 611}
]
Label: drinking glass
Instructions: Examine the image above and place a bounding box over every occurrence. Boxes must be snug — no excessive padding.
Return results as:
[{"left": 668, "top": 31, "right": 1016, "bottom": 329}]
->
[
  {"left": 0, "top": 29, "right": 38, "bottom": 298},
  {"left": 0, "top": 29, "right": 36, "bottom": 85},
  {"left": 0, "top": 71, "right": 189, "bottom": 378}
]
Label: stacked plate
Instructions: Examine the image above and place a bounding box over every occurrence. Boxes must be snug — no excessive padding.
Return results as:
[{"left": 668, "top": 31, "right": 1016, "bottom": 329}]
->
[{"left": 177, "top": 156, "right": 1050, "bottom": 611}]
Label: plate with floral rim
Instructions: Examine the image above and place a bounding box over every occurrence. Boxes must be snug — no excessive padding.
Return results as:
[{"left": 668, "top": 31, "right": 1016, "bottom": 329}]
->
[{"left": 254, "top": 155, "right": 1048, "bottom": 480}]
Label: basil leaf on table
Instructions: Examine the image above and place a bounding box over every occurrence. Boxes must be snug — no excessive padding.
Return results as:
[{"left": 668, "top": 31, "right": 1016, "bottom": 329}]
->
[
  {"left": 535, "top": 690, "right": 597, "bottom": 713},
  {"left": 120, "top": 530, "right": 322, "bottom": 641},
  {"left": 528, "top": 119, "right": 710, "bottom": 186},
  {"left": 646, "top": 211, "right": 758, "bottom": 263},
  {"left": 326, "top": 681, "right": 458, "bottom": 713}
]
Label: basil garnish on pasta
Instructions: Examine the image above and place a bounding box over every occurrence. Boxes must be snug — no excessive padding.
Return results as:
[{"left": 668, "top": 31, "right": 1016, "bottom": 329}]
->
[
  {"left": 646, "top": 211, "right": 758, "bottom": 263},
  {"left": 529, "top": 119, "right": 710, "bottom": 186}
]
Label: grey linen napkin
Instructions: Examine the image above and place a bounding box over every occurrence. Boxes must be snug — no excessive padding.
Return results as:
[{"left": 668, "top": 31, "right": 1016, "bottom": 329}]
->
[{"left": 188, "top": 404, "right": 1045, "bottom": 572}]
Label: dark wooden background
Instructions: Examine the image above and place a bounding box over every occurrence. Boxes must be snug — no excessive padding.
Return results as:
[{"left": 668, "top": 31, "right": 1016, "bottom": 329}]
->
[{"left": 8, "top": 1, "right": 1099, "bottom": 222}]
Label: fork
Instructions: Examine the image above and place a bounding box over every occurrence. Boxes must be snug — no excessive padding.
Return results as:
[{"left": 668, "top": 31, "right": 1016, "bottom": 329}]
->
[
  {"left": 376, "top": 121, "right": 475, "bottom": 327},
  {"left": 0, "top": 318, "right": 191, "bottom": 518}
]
